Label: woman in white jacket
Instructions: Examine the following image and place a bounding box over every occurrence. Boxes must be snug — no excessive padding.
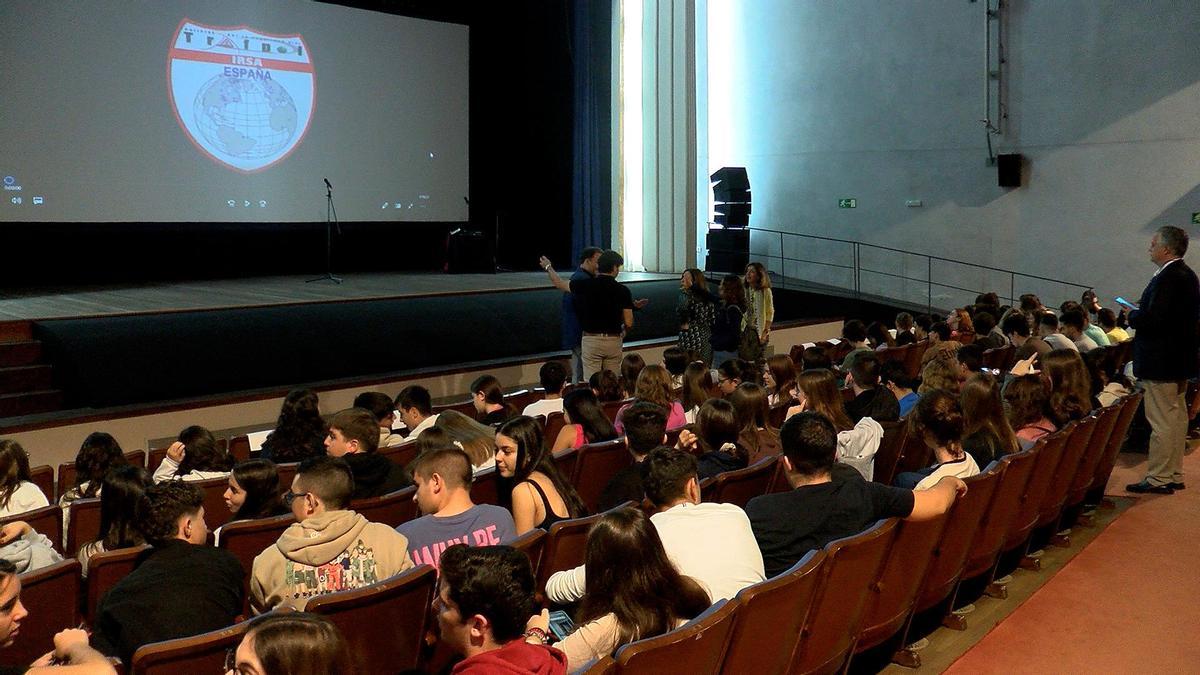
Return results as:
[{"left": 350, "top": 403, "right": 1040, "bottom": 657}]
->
[
  {"left": 0, "top": 440, "right": 49, "bottom": 519},
  {"left": 152, "top": 425, "right": 234, "bottom": 483},
  {"left": 785, "top": 369, "right": 883, "bottom": 480}
]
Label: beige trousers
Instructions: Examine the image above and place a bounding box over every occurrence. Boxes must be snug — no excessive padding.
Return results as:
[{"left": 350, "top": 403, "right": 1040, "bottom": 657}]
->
[
  {"left": 1141, "top": 379, "right": 1187, "bottom": 485},
  {"left": 581, "top": 335, "right": 623, "bottom": 381}
]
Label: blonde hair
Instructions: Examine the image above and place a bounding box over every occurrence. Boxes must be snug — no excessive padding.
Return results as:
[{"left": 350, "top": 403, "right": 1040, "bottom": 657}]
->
[
  {"left": 433, "top": 410, "right": 497, "bottom": 468},
  {"left": 634, "top": 365, "right": 676, "bottom": 409},
  {"left": 795, "top": 369, "right": 852, "bottom": 432}
]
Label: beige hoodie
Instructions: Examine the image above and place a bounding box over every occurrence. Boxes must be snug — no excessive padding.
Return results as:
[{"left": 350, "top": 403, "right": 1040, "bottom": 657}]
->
[{"left": 250, "top": 509, "right": 414, "bottom": 612}]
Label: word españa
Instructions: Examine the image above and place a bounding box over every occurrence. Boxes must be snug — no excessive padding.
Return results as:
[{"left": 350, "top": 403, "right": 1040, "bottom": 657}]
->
[
  {"left": 223, "top": 64, "right": 273, "bottom": 81},
  {"left": 181, "top": 30, "right": 303, "bottom": 56}
]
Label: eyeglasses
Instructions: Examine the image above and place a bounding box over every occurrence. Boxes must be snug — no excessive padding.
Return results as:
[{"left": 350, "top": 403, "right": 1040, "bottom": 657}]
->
[{"left": 282, "top": 490, "right": 309, "bottom": 507}]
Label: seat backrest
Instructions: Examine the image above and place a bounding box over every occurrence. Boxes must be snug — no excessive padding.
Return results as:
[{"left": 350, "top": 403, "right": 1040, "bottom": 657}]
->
[
  {"left": 0, "top": 505, "right": 62, "bottom": 555},
  {"left": 721, "top": 550, "right": 825, "bottom": 675},
  {"left": 893, "top": 428, "right": 933, "bottom": 478},
  {"left": 195, "top": 476, "right": 234, "bottom": 530},
  {"left": 126, "top": 449, "right": 147, "bottom": 467},
  {"left": 601, "top": 399, "right": 627, "bottom": 422},
  {"left": 276, "top": 462, "right": 300, "bottom": 494},
  {"left": 378, "top": 442, "right": 419, "bottom": 470},
  {"left": 917, "top": 461, "right": 1006, "bottom": 613},
  {"left": 543, "top": 412, "right": 567, "bottom": 450},
  {"left": 876, "top": 343, "right": 910, "bottom": 367},
  {"left": 570, "top": 438, "right": 631, "bottom": 514},
  {"left": 217, "top": 513, "right": 295, "bottom": 606},
  {"left": 11, "top": 560, "right": 82, "bottom": 668},
  {"left": 147, "top": 447, "right": 168, "bottom": 474},
  {"left": 29, "top": 465, "right": 54, "bottom": 504},
  {"left": 1036, "top": 416, "right": 1096, "bottom": 530},
  {"left": 85, "top": 545, "right": 150, "bottom": 621},
  {"left": 1068, "top": 407, "right": 1119, "bottom": 508},
  {"left": 614, "top": 598, "right": 740, "bottom": 675},
  {"left": 505, "top": 388, "right": 540, "bottom": 413},
  {"left": 702, "top": 456, "right": 777, "bottom": 509},
  {"left": 350, "top": 486, "right": 418, "bottom": 528},
  {"left": 509, "top": 528, "right": 547, "bottom": 581},
  {"left": 1090, "top": 391, "right": 1143, "bottom": 494},
  {"left": 870, "top": 421, "right": 908, "bottom": 486},
  {"left": 767, "top": 404, "right": 788, "bottom": 430},
  {"left": 306, "top": 564, "right": 438, "bottom": 673},
  {"left": 432, "top": 399, "right": 476, "bottom": 417},
  {"left": 66, "top": 497, "right": 102, "bottom": 557},
  {"left": 903, "top": 341, "right": 929, "bottom": 380},
  {"left": 535, "top": 511, "right": 604, "bottom": 593},
  {"left": 552, "top": 447, "right": 579, "bottom": 487},
  {"left": 856, "top": 506, "right": 952, "bottom": 653},
  {"left": 581, "top": 655, "right": 616, "bottom": 674},
  {"left": 55, "top": 462, "right": 77, "bottom": 504},
  {"left": 228, "top": 435, "right": 251, "bottom": 463},
  {"left": 131, "top": 617, "right": 250, "bottom": 675},
  {"left": 1001, "top": 427, "right": 1069, "bottom": 555},
  {"left": 791, "top": 519, "right": 899, "bottom": 675},
  {"left": 470, "top": 467, "right": 500, "bottom": 506},
  {"left": 982, "top": 344, "right": 1015, "bottom": 370}
]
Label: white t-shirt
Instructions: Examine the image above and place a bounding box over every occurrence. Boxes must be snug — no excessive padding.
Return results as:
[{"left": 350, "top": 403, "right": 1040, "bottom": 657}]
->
[
  {"left": 522, "top": 398, "right": 564, "bottom": 419},
  {"left": 0, "top": 481, "right": 50, "bottom": 519},
  {"left": 152, "top": 456, "right": 230, "bottom": 483},
  {"left": 915, "top": 454, "right": 981, "bottom": 491}
]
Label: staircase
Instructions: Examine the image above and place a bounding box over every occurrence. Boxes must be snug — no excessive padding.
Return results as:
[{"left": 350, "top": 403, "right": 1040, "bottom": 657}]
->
[{"left": 0, "top": 321, "right": 64, "bottom": 418}]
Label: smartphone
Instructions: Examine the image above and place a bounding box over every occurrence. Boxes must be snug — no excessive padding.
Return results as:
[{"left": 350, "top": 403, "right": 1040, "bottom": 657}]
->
[
  {"left": 548, "top": 610, "right": 575, "bottom": 641},
  {"left": 1114, "top": 296, "right": 1137, "bottom": 309}
]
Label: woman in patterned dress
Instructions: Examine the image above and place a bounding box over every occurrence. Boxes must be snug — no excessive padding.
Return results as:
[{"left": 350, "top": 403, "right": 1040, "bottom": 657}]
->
[{"left": 676, "top": 269, "right": 717, "bottom": 364}]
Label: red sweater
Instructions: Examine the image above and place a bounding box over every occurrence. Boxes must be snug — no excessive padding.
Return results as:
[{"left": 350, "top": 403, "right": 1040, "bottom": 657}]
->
[{"left": 452, "top": 640, "right": 569, "bottom": 675}]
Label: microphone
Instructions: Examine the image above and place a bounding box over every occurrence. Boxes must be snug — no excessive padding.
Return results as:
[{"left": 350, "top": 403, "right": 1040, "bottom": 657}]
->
[{"left": 323, "top": 177, "right": 332, "bottom": 190}]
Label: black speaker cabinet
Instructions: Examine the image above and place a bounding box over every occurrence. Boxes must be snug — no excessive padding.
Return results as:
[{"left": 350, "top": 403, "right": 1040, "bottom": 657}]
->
[
  {"left": 997, "top": 153, "right": 1022, "bottom": 188},
  {"left": 705, "top": 229, "right": 749, "bottom": 275},
  {"left": 445, "top": 229, "right": 493, "bottom": 274}
]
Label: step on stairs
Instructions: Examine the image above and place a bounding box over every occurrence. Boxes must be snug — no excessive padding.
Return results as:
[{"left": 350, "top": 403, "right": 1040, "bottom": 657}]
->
[{"left": 0, "top": 321, "right": 64, "bottom": 418}]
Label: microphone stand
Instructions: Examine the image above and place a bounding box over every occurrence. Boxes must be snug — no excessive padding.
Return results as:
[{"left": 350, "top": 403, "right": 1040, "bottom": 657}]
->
[{"left": 307, "top": 180, "right": 343, "bottom": 284}]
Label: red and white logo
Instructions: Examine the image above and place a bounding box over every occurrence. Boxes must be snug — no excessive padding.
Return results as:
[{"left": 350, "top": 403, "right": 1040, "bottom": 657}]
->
[{"left": 167, "top": 19, "right": 315, "bottom": 173}]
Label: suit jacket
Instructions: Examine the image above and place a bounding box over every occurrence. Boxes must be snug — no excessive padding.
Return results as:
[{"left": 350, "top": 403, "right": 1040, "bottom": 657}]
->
[{"left": 1130, "top": 259, "right": 1200, "bottom": 381}]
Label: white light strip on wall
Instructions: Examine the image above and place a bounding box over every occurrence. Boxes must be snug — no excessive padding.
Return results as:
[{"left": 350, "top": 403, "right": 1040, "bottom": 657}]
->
[
  {"left": 707, "top": 0, "right": 736, "bottom": 180},
  {"left": 621, "top": 0, "right": 644, "bottom": 271}
]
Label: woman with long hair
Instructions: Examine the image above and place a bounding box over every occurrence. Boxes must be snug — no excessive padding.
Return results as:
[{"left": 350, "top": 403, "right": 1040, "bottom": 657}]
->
[
  {"left": 763, "top": 354, "right": 797, "bottom": 407},
  {"left": 895, "top": 389, "right": 980, "bottom": 489},
  {"left": 470, "top": 374, "right": 515, "bottom": 427},
  {"left": 743, "top": 262, "right": 775, "bottom": 353},
  {"left": 60, "top": 432, "right": 128, "bottom": 504},
  {"left": 223, "top": 459, "right": 287, "bottom": 523},
  {"left": 589, "top": 369, "right": 623, "bottom": 402},
  {"left": 867, "top": 321, "right": 896, "bottom": 351},
  {"left": 677, "top": 399, "right": 749, "bottom": 480},
  {"left": 495, "top": 416, "right": 585, "bottom": 534},
  {"left": 529, "top": 507, "right": 710, "bottom": 671},
  {"left": 677, "top": 269, "right": 717, "bottom": 364},
  {"left": 433, "top": 410, "right": 499, "bottom": 472},
  {"left": 788, "top": 369, "right": 883, "bottom": 479},
  {"left": 0, "top": 440, "right": 48, "bottom": 518},
  {"left": 918, "top": 350, "right": 962, "bottom": 395},
  {"left": 711, "top": 274, "right": 747, "bottom": 368},
  {"left": 618, "top": 354, "right": 645, "bottom": 399},
  {"left": 959, "top": 372, "right": 1019, "bottom": 466},
  {"left": 715, "top": 358, "right": 748, "bottom": 397},
  {"left": 77, "top": 464, "right": 147, "bottom": 576},
  {"left": 730, "top": 382, "right": 781, "bottom": 464},
  {"left": 1003, "top": 374, "right": 1057, "bottom": 450},
  {"left": 614, "top": 365, "right": 686, "bottom": 434},
  {"left": 680, "top": 361, "right": 713, "bottom": 423},
  {"left": 231, "top": 612, "right": 353, "bottom": 675},
  {"left": 152, "top": 425, "right": 234, "bottom": 482},
  {"left": 260, "top": 389, "right": 327, "bottom": 463},
  {"left": 1041, "top": 349, "right": 1094, "bottom": 427},
  {"left": 551, "top": 389, "right": 619, "bottom": 453}
]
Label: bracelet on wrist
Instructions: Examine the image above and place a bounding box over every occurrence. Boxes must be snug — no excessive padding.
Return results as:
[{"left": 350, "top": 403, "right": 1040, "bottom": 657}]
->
[{"left": 523, "top": 627, "right": 550, "bottom": 644}]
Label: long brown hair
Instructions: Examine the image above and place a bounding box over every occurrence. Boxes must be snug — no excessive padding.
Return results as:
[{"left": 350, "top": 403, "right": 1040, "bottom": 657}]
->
[
  {"left": 578, "top": 508, "right": 711, "bottom": 644},
  {"left": 1042, "top": 349, "right": 1093, "bottom": 426},
  {"left": 960, "top": 373, "right": 1019, "bottom": 457},
  {"left": 434, "top": 410, "right": 498, "bottom": 468},
  {"left": 619, "top": 354, "right": 646, "bottom": 399},
  {"left": 909, "top": 389, "right": 966, "bottom": 459},
  {"left": 765, "top": 354, "right": 796, "bottom": 403},
  {"left": 719, "top": 274, "right": 746, "bottom": 308},
  {"left": 1004, "top": 374, "right": 1050, "bottom": 429},
  {"left": 0, "top": 440, "right": 34, "bottom": 510},
  {"left": 744, "top": 262, "right": 771, "bottom": 290},
  {"left": 795, "top": 369, "right": 853, "bottom": 432},
  {"left": 634, "top": 365, "right": 676, "bottom": 410},
  {"left": 496, "top": 416, "right": 585, "bottom": 519},
  {"left": 680, "top": 361, "right": 712, "bottom": 411},
  {"left": 246, "top": 613, "right": 353, "bottom": 675}
]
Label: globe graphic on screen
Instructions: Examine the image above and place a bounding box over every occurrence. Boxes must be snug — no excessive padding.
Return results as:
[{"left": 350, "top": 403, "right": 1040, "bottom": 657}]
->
[{"left": 192, "top": 75, "right": 298, "bottom": 159}]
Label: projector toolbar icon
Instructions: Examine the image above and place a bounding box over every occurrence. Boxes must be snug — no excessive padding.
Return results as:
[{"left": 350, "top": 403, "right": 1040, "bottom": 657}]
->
[
  {"left": 9, "top": 197, "right": 21, "bottom": 205},
  {"left": 32, "top": 197, "right": 43, "bottom": 205}
]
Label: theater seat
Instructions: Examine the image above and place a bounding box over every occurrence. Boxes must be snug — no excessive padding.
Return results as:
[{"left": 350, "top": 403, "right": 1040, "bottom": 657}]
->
[
  {"left": 701, "top": 455, "right": 778, "bottom": 509},
  {"left": 959, "top": 449, "right": 1038, "bottom": 596},
  {"left": 613, "top": 598, "right": 740, "bottom": 674},
  {"left": 29, "top": 464, "right": 54, "bottom": 503},
  {"left": 534, "top": 505, "right": 635, "bottom": 595},
  {"left": 1087, "top": 391, "right": 1142, "bottom": 505},
  {"left": 378, "top": 442, "right": 419, "bottom": 471},
  {"left": 307, "top": 564, "right": 437, "bottom": 673},
  {"left": 217, "top": 513, "right": 295, "bottom": 614},
  {"left": 470, "top": 467, "right": 500, "bottom": 506},
  {"left": 870, "top": 421, "right": 907, "bottom": 486},
  {"left": 509, "top": 528, "right": 547, "bottom": 581},
  {"left": 570, "top": 438, "right": 631, "bottom": 514},
  {"left": 0, "top": 504, "right": 63, "bottom": 555},
  {"left": 543, "top": 412, "right": 567, "bottom": 450},
  {"left": 350, "top": 486, "right": 418, "bottom": 528},
  {"left": 130, "top": 619, "right": 250, "bottom": 675},
  {"left": 195, "top": 476, "right": 235, "bottom": 530},
  {"left": 11, "top": 560, "right": 81, "bottom": 669},
  {"left": 66, "top": 497, "right": 102, "bottom": 557},
  {"left": 721, "top": 550, "right": 825, "bottom": 675},
  {"left": 86, "top": 545, "right": 151, "bottom": 622}
]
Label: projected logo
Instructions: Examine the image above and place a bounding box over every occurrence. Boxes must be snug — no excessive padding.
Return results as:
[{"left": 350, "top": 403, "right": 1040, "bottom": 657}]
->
[{"left": 168, "top": 19, "right": 315, "bottom": 173}]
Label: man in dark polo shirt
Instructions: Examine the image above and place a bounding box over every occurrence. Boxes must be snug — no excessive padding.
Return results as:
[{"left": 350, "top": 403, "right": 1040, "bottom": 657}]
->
[
  {"left": 541, "top": 250, "right": 645, "bottom": 379},
  {"left": 746, "top": 412, "right": 965, "bottom": 578}
]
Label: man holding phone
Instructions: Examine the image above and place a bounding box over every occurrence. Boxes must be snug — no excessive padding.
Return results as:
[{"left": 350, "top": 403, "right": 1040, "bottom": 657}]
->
[{"left": 1124, "top": 226, "right": 1200, "bottom": 494}]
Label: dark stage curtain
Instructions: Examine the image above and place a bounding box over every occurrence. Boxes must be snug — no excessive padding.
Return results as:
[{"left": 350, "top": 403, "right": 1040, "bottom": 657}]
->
[{"left": 570, "top": 0, "right": 613, "bottom": 259}]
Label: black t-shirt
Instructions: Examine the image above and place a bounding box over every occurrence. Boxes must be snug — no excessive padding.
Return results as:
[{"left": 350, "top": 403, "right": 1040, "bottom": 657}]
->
[
  {"left": 570, "top": 275, "right": 634, "bottom": 334},
  {"left": 745, "top": 470, "right": 915, "bottom": 578},
  {"left": 845, "top": 387, "right": 900, "bottom": 424},
  {"left": 598, "top": 464, "right": 645, "bottom": 512},
  {"left": 345, "top": 452, "right": 412, "bottom": 500}
]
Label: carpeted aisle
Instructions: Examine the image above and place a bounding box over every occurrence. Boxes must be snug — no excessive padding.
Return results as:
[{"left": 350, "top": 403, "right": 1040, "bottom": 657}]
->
[{"left": 944, "top": 447, "right": 1200, "bottom": 673}]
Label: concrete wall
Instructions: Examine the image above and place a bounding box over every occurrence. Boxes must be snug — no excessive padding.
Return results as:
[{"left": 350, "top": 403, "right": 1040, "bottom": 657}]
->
[{"left": 702, "top": 0, "right": 1200, "bottom": 311}]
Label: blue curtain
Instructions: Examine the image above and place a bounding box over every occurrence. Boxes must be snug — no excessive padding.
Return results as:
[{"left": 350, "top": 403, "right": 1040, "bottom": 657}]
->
[{"left": 570, "top": 0, "right": 613, "bottom": 258}]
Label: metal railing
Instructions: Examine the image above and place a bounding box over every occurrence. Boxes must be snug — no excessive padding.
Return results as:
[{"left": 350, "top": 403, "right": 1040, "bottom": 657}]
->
[{"left": 714, "top": 227, "right": 1093, "bottom": 313}]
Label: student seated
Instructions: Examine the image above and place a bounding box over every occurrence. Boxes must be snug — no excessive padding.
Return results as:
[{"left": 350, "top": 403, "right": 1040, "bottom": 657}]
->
[
  {"left": 395, "top": 385, "right": 439, "bottom": 444},
  {"left": 1004, "top": 374, "right": 1057, "bottom": 450},
  {"left": 353, "top": 391, "right": 405, "bottom": 448},
  {"left": 590, "top": 370, "right": 623, "bottom": 403},
  {"left": 527, "top": 508, "right": 710, "bottom": 671},
  {"left": 763, "top": 354, "right": 797, "bottom": 408},
  {"left": 662, "top": 346, "right": 689, "bottom": 390},
  {"left": 844, "top": 354, "right": 900, "bottom": 423},
  {"left": 546, "top": 447, "right": 764, "bottom": 606},
  {"left": 523, "top": 361, "right": 569, "bottom": 418},
  {"left": 959, "top": 373, "right": 1020, "bottom": 466},
  {"left": 230, "top": 613, "right": 353, "bottom": 675},
  {"left": 152, "top": 425, "right": 234, "bottom": 483},
  {"left": 215, "top": 460, "right": 289, "bottom": 545},
  {"left": 880, "top": 361, "right": 919, "bottom": 418},
  {"left": 324, "top": 408, "right": 410, "bottom": 500},
  {"left": 894, "top": 390, "right": 982, "bottom": 490},
  {"left": 680, "top": 361, "right": 713, "bottom": 423},
  {"left": 395, "top": 448, "right": 516, "bottom": 569},
  {"left": 77, "top": 465, "right": 147, "bottom": 577},
  {"left": 432, "top": 411, "right": 499, "bottom": 474},
  {"left": 260, "top": 389, "right": 327, "bottom": 463},
  {"left": 596, "top": 402, "right": 667, "bottom": 512},
  {"left": 436, "top": 545, "right": 567, "bottom": 675},
  {"left": 787, "top": 369, "right": 883, "bottom": 480},
  {"left": 0, "top": 441, "right": 49, "bottom": 519},
  {"left": 471, "top": 375, "right": 515, "bottom": 428},
  {"left": 93, "top": 482, "right": 244, "bottom": 664},
  {"left": 0, "top": 559, "right": 116, "bottom": 674},
  {"left": 495, "top": 417, "right": 586, "bottom": 534},
  {"left": 59, "top": 432, "right": 127, "bottom": 506},
  {"left": 0, "top": 521, "right": 61, "bottom": 575},
  {"left": 618, "top": 354, "right": 645, "bottom": 400},
  {"left": 250, "top": 456, "right": 413, "bottom": 612},
  {"left": 549, "top": 389, "right": 618, "bottom": 453},
  {"left": 614, "top": 365, "right": 687, "bottom": 434},
  {"left": 746, "top": 412, "right": 965, "bottom": 578},
  {"left": 677, "top": 399, "right": 749, "bottom": 481},
  {"left": 728, "top": 383, "right": 782, "bottom": 465}
]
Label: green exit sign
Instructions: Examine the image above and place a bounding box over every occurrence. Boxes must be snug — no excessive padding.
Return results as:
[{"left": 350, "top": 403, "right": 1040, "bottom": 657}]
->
[
  {"left": 839, "top": 198, "right": 857, "bottom": 209},
  {"left": 1192, "top": 212, "right": 1200, "bottom": 225}
]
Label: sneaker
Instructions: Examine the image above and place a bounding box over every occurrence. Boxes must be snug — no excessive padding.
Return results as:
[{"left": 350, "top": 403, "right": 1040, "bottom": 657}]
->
[
  {"left": 952, "top": 603, "right": 975, "bottom": 616},
  {"left": 906, "top": 638, "right": 930, "bottom": 651},
  {"left": 992, "top": 574, "right": 1013, "bottom": 585}
]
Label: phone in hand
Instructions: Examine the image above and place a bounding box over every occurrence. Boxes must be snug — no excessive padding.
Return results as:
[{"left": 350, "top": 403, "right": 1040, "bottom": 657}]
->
[
  {"left": 1114, "top": 296, "right": 1137, "bottom": 309},
  {"left": 548, "top": 610, "right": 575, "bottom": 641}
]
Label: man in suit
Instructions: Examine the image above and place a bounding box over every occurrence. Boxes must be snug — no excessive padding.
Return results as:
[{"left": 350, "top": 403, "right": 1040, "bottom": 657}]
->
[{"left": 1126, "top": 226, "right": 1200, "bottom": 494}]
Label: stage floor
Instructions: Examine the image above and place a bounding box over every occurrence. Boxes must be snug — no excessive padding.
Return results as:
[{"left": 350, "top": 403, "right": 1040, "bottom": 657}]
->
[{"left": 0, "top": 271, "right": 676, "bottom": 320}]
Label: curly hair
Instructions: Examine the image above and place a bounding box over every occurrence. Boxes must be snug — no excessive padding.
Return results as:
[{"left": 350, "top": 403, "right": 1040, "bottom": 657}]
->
[
  {"left": 262, "top": 389, "right": 327, "bottom": 462},
  {"left": 136, "top": 481, "right": 203, "bottom": 546},
  {"left": 73, "top": 432, "right": 128, "bottom": 498},
  {"left": 0, "top": 440, "right": 33, "bottom": 511}
]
